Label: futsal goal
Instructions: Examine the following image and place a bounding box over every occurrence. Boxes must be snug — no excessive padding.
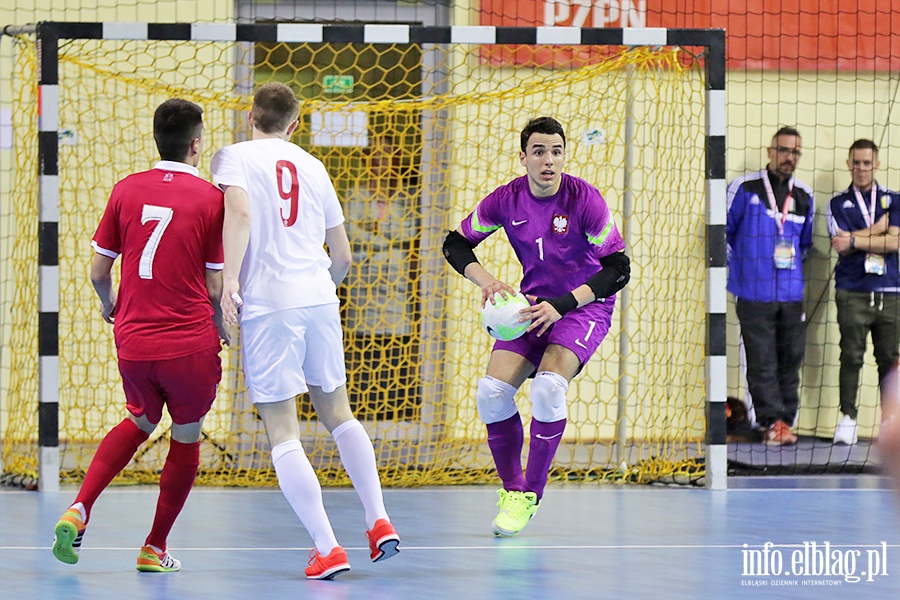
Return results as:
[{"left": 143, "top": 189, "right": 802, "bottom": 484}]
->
[{"left": 0, "top": 22, "right": 726, "bottom": 490}]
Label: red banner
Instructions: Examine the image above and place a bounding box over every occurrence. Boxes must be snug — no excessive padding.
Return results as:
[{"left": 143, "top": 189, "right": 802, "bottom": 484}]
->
[{"left": 479, "top": 0, "right": 900, "bottom": 70}]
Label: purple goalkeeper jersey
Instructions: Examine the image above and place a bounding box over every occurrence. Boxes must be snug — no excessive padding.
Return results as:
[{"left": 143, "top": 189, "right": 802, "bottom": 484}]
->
[{"left": 459, "top": 173, "right": 625, "bottom": 298}]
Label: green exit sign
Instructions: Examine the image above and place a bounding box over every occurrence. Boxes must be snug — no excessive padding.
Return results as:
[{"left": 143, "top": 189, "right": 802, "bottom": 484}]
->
[{"left": 323, "top": 75, "right": 354, "bottom": 94}]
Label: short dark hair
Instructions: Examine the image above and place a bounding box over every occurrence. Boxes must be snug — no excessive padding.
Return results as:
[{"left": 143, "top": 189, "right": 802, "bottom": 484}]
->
[
  {"left": 251, "top": 82, "right": 301, "bottom": 134},
  {"left": 153, "top": 98, "right": 203, "bottom": 162},
  {"left": 849, "top": 138, "right": 878, "bottom": 154},
  {"left": 521, "top": 116, "right": 566, "bottom": 152},
  {"left": 773, "top": 126, "right": 801, "bottom": 140}
]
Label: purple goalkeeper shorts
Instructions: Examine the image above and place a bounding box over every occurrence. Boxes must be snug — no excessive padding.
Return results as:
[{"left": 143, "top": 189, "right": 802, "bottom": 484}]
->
[{"left": 493, "top": 297, "right": 615, "bottom": 370}]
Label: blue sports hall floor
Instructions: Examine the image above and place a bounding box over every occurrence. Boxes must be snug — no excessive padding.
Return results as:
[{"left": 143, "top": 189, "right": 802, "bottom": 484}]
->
[{"left": 4, "top": 479, "right": 900, "bottom": 599}]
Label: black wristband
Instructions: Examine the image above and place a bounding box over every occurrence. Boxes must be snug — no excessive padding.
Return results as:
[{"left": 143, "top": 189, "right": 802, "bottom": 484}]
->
[{"left": 537, "top": 292, "right": 578, "bottom": 316}]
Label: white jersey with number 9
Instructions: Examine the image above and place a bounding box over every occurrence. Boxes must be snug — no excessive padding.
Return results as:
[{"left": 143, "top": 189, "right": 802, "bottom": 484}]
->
[{"left": 211, "top": 138, "right": 345, "bottom": 321}]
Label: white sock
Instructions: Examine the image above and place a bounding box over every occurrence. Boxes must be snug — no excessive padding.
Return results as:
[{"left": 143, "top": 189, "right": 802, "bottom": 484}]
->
[
  {"left": 332, "top": 419, "right": 389, "bottom": 529},
  {"left": 271, "top": 440, "right": 339, "bottom": 554},
  {"left": 69, "top": 502, "right": 86, "bottom": 523}
]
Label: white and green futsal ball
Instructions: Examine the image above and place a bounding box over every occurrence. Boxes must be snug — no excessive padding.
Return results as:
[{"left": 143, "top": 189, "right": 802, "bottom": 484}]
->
[{"left": 481, "top": 292, "right": 532, "bottom": 341}]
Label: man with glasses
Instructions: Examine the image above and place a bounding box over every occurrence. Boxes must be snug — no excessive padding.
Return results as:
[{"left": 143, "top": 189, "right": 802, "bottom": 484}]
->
[
  {"left": 727, "top": 127, "right": 815, "bottom": 445},
  {"left": 827, "top": 139, "right": 900, "bottom": 445}
]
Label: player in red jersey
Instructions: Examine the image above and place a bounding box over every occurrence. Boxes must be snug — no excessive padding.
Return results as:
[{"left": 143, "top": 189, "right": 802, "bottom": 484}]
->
[{"left": 51, "top": 98, "right": 227, "bottom": 573}]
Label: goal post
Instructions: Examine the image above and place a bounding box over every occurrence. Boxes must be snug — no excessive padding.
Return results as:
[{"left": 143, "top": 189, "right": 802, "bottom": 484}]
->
[{"left": 1, "top": 22, "right": 726, "bottom": 490}]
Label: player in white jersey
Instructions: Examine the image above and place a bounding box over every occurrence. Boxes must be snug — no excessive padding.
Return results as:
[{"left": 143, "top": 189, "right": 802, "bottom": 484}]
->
[{"left": 211, "top": 82, "right": 399, "bottom": 580}]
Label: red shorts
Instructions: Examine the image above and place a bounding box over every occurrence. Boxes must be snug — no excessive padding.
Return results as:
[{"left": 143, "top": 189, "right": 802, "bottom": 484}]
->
[{"left": 119, "top": 345, "right": 222, "bottom": 425}]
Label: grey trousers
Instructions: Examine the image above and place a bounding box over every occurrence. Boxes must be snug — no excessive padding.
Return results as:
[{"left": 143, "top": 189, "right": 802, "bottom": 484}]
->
[
  {"left": 736, "top": 299, "right": 805, "bottom": 428},
  {"left": 835, "top": 289, "right": 900, "bottom": 419}
]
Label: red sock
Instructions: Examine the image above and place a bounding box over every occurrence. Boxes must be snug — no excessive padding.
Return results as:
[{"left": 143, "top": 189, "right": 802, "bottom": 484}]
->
[
  {"left": 75, "top": 419, "right": 149, "bottom": 522},
  {"left": 145, "top": 439, "right": 200, "bottom": 550}
]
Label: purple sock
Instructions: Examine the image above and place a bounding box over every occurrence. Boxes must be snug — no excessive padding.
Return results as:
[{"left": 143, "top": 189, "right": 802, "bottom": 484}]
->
[
  {"left": 525, "top": 418, "right": 567, "bottom": 501},
  {"left": 485, "top": 413, "right": 526, "bottom": 491}
]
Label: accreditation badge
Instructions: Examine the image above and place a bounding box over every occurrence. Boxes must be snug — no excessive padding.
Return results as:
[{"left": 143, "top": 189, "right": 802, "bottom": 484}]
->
[
  {"left": 774, "top": 238, "right": 795, "bottom": 270},
  {"left": 865, "top": 253, "right": 886, "bottom": 275}
]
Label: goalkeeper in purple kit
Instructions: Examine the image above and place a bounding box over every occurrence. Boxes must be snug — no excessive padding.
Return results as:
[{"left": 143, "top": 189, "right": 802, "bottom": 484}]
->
[{"left": 442, "top": 116, "right": 630, "bottom": 536}]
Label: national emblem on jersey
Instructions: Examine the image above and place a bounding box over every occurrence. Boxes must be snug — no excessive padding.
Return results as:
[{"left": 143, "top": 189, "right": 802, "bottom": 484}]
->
[
  {"left": 882, "top": 195, "right": 891, "bottom": 210},
  {"left": 552, "top": 214, "right": 569, "bottom": 234},
  {"left": 163, "top": 173, "right": 173, "bottom": 182}
]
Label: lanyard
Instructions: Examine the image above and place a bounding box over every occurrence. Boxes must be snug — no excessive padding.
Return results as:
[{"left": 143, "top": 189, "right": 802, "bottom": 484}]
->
[
  {"left": 761, "top": 170, "right": 793, "bottom": 236},
  {"left": 852, "top": 185, "right": 877, "bottom": 228}
]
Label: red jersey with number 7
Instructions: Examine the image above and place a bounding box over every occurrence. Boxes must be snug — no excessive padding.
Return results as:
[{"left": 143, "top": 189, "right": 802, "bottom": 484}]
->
[{"left": 91, "top": 161, "right": 225, "bottom": 361}]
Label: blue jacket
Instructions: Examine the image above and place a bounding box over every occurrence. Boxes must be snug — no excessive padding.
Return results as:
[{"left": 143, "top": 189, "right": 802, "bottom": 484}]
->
[
  {"left": 726, "top": 169, "right": 815, "bottom": 302},
  {"left": 827, "top": 184, "right": 900, "bottom": 293}
]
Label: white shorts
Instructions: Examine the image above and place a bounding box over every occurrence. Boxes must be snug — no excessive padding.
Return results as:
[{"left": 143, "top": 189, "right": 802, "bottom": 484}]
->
[{"left": 240, "top": 304, "right": 346, "bottom": 403}]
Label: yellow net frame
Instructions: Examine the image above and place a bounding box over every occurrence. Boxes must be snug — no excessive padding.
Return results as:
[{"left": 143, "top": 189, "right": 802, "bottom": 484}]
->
[{"left": 2, "top": 34, "right": 707, "bottom": 487}]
